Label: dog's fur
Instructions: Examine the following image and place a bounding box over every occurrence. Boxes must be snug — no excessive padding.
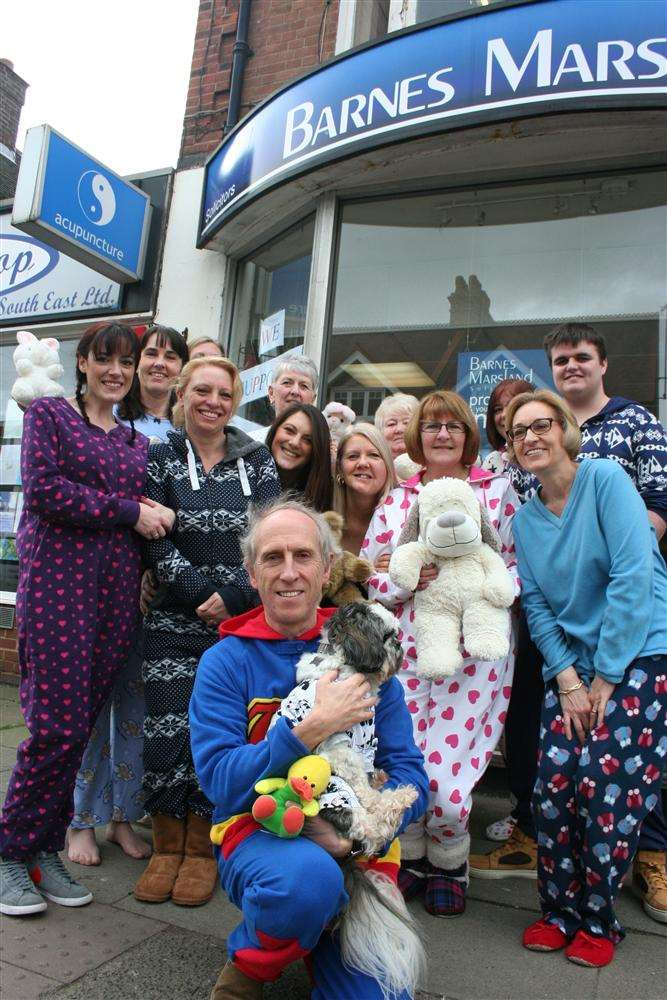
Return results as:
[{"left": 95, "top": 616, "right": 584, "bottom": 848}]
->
[
  {"left": 275, "top": 602, "right": 418, "bottom": 855},
  {"left": 272, "top": 602, "right": 425, "bottom": 999}
]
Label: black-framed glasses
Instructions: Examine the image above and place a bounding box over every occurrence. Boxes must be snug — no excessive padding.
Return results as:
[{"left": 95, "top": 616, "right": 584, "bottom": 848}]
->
[
  {"left": 507, "top": 417, "right": 556, "bottom": 442},
  {"left": 419, "top": 420, "right": 466, "bottom": 436}
]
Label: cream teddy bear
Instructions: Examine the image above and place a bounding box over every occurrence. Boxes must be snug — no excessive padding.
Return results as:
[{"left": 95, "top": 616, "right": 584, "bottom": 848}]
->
[
  {"left": 388, "top": 478, "right": 514, "bottom": 678},
  {"left": 322, "top": 401, "right": 355, "bottom": 447},
  {"left": 11, "top": 330, "right": 65, "bottom": 410}
]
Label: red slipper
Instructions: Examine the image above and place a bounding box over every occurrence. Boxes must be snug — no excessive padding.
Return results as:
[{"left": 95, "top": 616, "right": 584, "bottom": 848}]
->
[
  {"left": 523, "top": 918, "right": 569, "bottom": 952},
  {"left": 565, "top": 930, "right": 615, "bottom": 967}
]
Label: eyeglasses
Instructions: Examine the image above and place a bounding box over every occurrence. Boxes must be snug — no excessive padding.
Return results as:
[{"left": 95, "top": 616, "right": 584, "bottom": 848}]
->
[
  {"left": 507, "top": 417, "right": 556, "bottom": 442},
  {"left": 419, "top": 420, "right": 466, "bottom": 436}
]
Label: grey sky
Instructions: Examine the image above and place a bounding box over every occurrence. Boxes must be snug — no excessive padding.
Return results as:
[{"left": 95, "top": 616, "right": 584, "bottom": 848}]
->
[{"left": 5, "top": 1, "right": 199, "bottom": 177}]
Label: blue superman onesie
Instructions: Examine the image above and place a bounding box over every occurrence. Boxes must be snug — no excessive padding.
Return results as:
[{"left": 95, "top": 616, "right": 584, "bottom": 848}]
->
[{"left": 189, "top": 606, "right": 428, "bottom": 999}]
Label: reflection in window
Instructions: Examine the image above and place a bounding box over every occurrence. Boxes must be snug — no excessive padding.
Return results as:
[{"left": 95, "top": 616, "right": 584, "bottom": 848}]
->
[
  {"left": 227, "top": 217, "right": 314, "bottom": 432},
  {"left": 327, "top": 171, "right": 667, "bottom": 450},
  {"left": 414, "top": 0, "right": 521, "bottom": 23}
]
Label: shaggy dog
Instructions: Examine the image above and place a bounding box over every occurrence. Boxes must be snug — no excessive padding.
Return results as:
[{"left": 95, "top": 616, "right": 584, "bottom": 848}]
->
[
  {"left": 272, "top": 601, "right": 418, "bottom": 855},
  {"left": 270, "top": 602, "right": 425, "bottom": 1000}
]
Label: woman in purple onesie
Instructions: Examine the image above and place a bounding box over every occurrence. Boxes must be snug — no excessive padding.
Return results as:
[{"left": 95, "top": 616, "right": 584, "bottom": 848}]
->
[{"left": 0, "top": 323, "right": 174, "bottom": 917}]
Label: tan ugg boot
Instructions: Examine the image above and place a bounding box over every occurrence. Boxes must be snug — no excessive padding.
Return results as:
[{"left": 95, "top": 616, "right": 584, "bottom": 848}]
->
[
  {"left": 171, "top": 812, "right": 218, "bottom": 906},
  {"left": 210, "top": 961, "right": 263, "bottom": 1000},
  {"left": 133, "top": 814, "right": 185, "bottom": 903}
]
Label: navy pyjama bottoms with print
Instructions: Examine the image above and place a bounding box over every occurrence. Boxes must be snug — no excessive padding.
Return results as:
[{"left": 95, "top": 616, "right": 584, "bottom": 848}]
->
[{"left": 533, "top": 655, "right": 667, "bottom": 942}]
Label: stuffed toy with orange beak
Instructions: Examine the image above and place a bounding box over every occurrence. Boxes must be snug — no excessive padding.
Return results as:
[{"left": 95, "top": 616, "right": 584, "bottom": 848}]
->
[{"left": 252, "top": 755, "right": 332, "bottom": 837}]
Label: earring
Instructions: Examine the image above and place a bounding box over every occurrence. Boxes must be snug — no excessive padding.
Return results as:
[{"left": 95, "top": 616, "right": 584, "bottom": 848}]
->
[{"left": 336, "top": 475, "right": 345, "bottom": 486}]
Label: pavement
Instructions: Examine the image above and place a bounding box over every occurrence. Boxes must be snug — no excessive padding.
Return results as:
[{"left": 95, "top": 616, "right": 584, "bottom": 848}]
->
[{"left": 0, "top": 682, "right": 665, "bottom": 1000}]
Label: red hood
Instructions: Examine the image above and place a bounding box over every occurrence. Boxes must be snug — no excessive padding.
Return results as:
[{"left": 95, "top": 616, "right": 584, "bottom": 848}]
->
[{"left": 218, "top": 605, "right": 336, "bottom": 641}]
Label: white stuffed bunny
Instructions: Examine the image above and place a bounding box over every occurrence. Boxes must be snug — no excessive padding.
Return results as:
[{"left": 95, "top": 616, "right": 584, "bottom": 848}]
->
[
  {"left": 322, "top": 401, "right": 356, "bottom": 446},
  {"left": 11, "top": 331, "right": 66, "bottom": 410},
  {"left": 388, "top": 478, "right": 515, "bottom": 678}
]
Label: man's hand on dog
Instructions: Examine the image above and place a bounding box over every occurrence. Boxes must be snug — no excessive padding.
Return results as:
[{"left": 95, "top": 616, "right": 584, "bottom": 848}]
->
[
  {"left": 293, "top": 670, "right": 377, "bottom": 750},
  {"left": 301, "top": 815, "right": 353, "bottom": 858}
]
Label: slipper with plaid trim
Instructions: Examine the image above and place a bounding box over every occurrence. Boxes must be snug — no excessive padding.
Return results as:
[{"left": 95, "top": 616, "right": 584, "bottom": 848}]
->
[
  {"left": 424, "top": 862, "right": 467, "bottom": 917},
  {"left": 397, "top": 856, "right": 430, "bottom": 901}
]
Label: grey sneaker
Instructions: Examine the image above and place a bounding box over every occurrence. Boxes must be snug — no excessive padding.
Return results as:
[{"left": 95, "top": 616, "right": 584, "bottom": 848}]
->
[
  {"left": 0, "top": 857, "right": 48, "bottom": 915},
  {"left": 28, "top": 852, "right": 93, "bottom": 907}
]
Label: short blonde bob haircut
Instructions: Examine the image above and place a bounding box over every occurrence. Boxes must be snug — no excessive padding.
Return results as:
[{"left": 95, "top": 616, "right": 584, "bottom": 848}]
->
[
  {"left": 172, "top": 356, "right": 243, "bottom": 427},
  {"left": 505, "top": 388, "right": 581, "bottom": 463},
  {"left": 404, "top": 390, "right": 480, "bottom": 468},
  {"left": 333, "top": 422, "right": 397, "bottom": 520},
  {"left": 374, "top": 393, "right": 419, "bottom": 433}
]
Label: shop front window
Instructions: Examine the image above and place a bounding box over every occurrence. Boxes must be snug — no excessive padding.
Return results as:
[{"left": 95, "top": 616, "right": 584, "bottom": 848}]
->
[
  {"left": 227, "top": 217, "right": 315, "bottom": 433},
  {"left": 326, "top": 171, "right": 667, "bottom": 454},
  {"left": 414, "top": 0, "right": 523, "bottom": 22}
]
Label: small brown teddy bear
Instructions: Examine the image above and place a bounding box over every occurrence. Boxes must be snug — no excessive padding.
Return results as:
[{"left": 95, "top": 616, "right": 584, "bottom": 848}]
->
[{"left": 322, "top": 511, "right": 373, "bottom": 606}]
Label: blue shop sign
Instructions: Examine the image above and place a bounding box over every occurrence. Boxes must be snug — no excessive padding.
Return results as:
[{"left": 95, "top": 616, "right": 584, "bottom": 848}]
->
[
  {"left": 200, "top": 0, "right": 667, "bottom": 243},
  {"left": 12, "top": 126, "right": 151, "bottom": 283}
]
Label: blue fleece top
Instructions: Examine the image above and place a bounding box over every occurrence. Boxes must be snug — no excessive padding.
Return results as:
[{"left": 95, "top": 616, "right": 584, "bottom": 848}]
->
[
  {"left": 513, "top": 459, "right": 667, "bottom": 685},
  {"left": 190, "top": 623, "right": 429, "bottom": 830}
]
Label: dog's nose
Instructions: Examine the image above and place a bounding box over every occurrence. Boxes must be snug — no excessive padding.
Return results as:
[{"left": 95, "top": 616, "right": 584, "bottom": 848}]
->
[{"left": 436, "top": 512, "right": 465, "bottom": 528}]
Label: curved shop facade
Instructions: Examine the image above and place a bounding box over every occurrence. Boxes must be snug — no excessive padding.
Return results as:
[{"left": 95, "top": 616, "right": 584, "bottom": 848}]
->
[{"left": 199, "top": 0, "right": 667, "bottom": 440}]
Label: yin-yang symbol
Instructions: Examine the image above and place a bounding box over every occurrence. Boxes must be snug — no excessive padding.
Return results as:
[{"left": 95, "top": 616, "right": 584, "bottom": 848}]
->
[{"left": 77, "top": 170, "right": 116, "bottom": 226}]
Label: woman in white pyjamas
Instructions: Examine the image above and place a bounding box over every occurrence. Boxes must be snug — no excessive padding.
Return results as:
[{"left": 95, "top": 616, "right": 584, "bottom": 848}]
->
[{"left": 364, "top": 389, "right": 520, "bottom": 917}]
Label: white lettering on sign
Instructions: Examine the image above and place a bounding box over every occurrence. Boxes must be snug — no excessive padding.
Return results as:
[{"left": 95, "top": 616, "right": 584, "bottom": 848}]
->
[
  {"left": 53, "top": 213, "right": 125, "bottom": 261},
  {"left": 283, "top": 67, "right": 455, "bottom": 158},
  {"left": 258, "top": 309, "right": 286, "bottom": 358},
  {"left": 485, "top": 29, "right": 667, "bottom": 94}
]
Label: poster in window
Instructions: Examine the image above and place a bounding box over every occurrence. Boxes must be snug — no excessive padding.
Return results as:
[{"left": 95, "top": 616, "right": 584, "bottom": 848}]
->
[
  {"left": 0, "top": 445, "right": 21, "bottom": 487},
  {"left": 456, "top": 347, "right": 554, "bottom": 453}
]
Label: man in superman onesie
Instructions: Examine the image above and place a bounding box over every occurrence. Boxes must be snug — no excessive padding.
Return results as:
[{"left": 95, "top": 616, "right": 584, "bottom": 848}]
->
[{"left": 189, "top": 500, "right": 428, "bottom": 999}]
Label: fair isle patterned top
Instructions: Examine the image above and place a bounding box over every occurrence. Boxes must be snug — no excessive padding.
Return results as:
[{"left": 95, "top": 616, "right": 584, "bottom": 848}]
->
[
  {"left": 143, "top": 426, "right": 281, "bottom": 617},
  {"left": 508, "top": 396, "right": 667, "bottom": 519}
]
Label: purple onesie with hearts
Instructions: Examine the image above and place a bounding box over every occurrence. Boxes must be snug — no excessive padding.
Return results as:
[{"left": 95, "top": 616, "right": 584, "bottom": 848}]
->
[{"left": 0, "top": 397, "right": 148, "bottom": 860}]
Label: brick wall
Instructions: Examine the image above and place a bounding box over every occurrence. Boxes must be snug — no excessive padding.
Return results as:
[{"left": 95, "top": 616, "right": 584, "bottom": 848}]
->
[
  {"left": 180, "top": 0, "right": 340, "bottom": 168},
  {"left": 0, "top": 59, "right": 28, "bottom": 152},
  {"left": 0, "top": 625, "right": 19, "bottom": 685}
]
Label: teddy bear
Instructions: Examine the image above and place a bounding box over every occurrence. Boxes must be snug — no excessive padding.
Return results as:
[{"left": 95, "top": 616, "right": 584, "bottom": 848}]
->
[
  {"left": 11, "top": 330, "right": 66, "bottom": 410},
  {"left": 322, "top": 401, "right": 356, "bottom": 453},
  {"left": 322, "top": 511, "right": 373, "bottom": 606},
  {"left": 388, "top": 478, "right": 515, "bottom": 678}
]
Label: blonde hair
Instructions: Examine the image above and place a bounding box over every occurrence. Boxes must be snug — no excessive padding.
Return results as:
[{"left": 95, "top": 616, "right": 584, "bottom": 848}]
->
[
  {"left": 333, "top": 423, "right": 397, "bottom": 519},
  {"left": 505, "top": 388, "right": 582, "bottom": 463},
  {"left": 172, "top": 356, "right": 243, "bottom": 427},
  {"left": 187, "top": 336, "right": 223, "bottom": 357},
  {"left": 374, "top": 393, "right": 419, "bottom": 433},
  {"left": 404, "top": 390, "right": 480, "bottom": 467}
]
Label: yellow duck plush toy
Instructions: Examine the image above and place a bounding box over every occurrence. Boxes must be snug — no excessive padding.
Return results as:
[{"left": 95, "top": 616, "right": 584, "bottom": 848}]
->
[{"left": 252, "top": 755, "right": 332, "bottom": 838}]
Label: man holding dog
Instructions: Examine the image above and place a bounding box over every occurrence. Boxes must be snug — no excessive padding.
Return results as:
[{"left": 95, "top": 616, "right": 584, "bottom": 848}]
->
[{"left": 190, "top": 499, "right": 428, "bottom": 999}]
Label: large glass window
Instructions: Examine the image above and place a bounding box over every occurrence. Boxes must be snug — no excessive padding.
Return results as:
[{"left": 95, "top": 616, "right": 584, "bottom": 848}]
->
[
  {"left": 414, "top": 0, "right": 524, "bottom": 23},
  {"left": 227, "top": 217, "right": 314, "bottom": 433},
  {"left": 326, "top": 171, "right": 667, "bottom": 451}
]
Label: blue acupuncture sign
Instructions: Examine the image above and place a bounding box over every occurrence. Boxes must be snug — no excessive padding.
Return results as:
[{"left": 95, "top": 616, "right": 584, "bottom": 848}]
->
[{"left": 12, "top": 125, "right": 151, "bottom": 283}]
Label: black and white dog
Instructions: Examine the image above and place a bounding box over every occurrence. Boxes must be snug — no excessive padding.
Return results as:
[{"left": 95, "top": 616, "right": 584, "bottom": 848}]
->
[{"left": 271, "top": 602, "right": 425, "bottom": 1000}]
